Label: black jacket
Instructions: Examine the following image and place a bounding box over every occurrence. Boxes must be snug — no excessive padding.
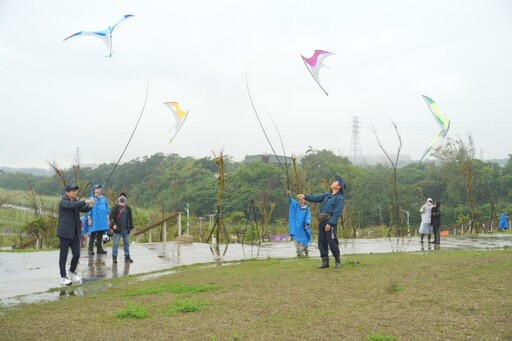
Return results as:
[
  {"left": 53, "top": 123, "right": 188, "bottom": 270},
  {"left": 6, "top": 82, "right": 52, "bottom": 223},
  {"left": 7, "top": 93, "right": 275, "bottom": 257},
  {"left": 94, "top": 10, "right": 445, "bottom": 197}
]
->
[
  {"left": 109, "top": 204, "right": 134, "bottom": 233},
  {"left": 431, "top": 207, "right": 441, "bottom": 228},
  {"left": 57, "top": 196, "right": 92, "bottom": 239}
]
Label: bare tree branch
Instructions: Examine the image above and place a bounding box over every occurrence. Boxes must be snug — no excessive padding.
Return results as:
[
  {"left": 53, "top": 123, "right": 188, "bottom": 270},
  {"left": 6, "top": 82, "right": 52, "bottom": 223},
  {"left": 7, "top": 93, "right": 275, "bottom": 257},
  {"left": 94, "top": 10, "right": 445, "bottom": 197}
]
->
[{"left": 371, "top": 120, "right": 406, "bottom": 230}]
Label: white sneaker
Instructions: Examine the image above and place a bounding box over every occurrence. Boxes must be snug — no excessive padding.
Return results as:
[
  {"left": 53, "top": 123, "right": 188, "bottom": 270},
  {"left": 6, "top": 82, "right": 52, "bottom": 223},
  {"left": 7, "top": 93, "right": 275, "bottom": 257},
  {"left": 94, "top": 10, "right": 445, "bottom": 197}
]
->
[
  {"left": 60, "top": 277, "right": 72, "bottom": 286},
  {"left": 69, "top": 272, "right": 82, "bottom": 284}
]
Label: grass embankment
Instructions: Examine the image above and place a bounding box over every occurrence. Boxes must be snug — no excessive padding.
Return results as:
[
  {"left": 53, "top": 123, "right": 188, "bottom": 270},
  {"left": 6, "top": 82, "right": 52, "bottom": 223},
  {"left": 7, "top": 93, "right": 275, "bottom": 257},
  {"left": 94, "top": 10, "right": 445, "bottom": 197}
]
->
[
  {"left": 0, "top": 187, "right": 60, "bottom": 247},
  {"left": 1, "top": 250, "right": 512, "bottom": 341}
]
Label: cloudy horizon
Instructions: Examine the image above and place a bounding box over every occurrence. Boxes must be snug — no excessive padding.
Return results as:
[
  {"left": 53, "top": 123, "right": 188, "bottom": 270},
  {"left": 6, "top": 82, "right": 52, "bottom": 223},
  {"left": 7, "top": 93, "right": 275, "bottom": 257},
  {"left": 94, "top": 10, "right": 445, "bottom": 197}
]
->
[{"left": 1, "top": 0, "right": 511, "bottom": 169}]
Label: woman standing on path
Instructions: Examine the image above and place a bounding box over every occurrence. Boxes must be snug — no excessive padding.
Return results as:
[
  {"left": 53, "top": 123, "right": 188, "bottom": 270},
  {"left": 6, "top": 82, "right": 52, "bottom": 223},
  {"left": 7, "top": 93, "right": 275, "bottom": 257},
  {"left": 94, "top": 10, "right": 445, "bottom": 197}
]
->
[
  {"left": 419, "top": 198, "right": 433, "bottom": 244},
  {"left": 297, "top": 175, "right": 346, "bottom": 269}
]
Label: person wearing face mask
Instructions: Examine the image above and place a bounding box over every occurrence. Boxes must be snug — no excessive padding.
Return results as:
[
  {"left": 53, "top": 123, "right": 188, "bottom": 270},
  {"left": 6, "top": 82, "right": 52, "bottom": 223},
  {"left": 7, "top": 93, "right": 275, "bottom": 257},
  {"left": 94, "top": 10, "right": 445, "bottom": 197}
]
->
[
  {"left": 419, "top": 198, "right": 434, "bottom": 244},
  {"left": 297, "top": 175, "right": 346, "bottom": 269},
  {"left": 109, "top": 192, "right": 134, "bottom": 264}
]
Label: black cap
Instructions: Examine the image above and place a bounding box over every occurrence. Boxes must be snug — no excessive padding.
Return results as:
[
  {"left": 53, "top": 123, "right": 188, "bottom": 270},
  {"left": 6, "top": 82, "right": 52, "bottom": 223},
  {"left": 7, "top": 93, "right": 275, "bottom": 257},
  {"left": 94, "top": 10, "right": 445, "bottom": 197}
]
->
[
  {"left": 65, "top": 184, "right": 79, "bottom": 192},
  {"left": 119, "top": 192, "right": 127, "bottom": 198},
  {"left": 335, "top": 175, "right": 346, "bottom": 192}
]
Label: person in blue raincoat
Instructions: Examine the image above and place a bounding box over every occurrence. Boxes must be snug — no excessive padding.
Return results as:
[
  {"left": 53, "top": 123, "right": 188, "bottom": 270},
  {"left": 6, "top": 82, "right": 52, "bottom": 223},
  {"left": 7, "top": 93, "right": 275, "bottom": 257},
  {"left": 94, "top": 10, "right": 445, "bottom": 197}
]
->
[
  {"left": 288, "top": 193, "right": 312, "bottom": 257},
  {"left": 84, "top": 184, "right": 110, "bottom": 255},
  {"left": 297, "top": 175, "right": 346, "bottom": 269},
  {"left": 499, "top": 212, "right": 509, "bottom": 231}
]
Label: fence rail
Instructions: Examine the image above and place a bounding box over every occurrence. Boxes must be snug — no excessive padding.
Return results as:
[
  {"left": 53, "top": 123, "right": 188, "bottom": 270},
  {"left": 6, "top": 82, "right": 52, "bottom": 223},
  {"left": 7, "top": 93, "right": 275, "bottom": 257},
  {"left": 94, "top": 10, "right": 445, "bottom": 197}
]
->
[{"left": 132, "top": 213, "right": 179, "bottom": 236}]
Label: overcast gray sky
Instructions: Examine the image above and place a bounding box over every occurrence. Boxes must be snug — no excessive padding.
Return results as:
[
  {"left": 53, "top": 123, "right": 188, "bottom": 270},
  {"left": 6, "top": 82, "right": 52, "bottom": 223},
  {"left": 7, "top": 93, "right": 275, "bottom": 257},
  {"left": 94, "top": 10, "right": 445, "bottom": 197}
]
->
[{"left": 1, "top": 0, "right": 511, "bottom": 168}]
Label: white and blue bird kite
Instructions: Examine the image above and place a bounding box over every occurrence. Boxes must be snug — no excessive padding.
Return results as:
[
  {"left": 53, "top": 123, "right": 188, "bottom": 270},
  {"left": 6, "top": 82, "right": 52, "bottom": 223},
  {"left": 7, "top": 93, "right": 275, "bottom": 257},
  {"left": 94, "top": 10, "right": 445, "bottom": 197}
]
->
[{"left": 63, "top": 14, "right": 134, "bottom": 57}]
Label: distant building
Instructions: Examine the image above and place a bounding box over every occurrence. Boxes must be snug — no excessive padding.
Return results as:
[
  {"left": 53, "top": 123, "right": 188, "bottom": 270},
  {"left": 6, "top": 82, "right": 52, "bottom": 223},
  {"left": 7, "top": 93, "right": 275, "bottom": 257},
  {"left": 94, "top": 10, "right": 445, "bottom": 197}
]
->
[
  {"left": 244, "top": 154, "right": 293, "bottom": 165},
  {"left": 355, "top": 154, "right": 414, "bottom": 167}
]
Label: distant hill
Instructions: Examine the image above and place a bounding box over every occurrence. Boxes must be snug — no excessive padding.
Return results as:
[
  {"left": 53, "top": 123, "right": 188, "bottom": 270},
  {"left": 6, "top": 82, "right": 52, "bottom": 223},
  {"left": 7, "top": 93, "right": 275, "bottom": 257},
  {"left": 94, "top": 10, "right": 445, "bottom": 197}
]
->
[
  {"left": 487, "top": 158, "right": 509, "bottom": 166},
  {"left": 0, "top": 163, "right": 99, "bottom": 177},
  {"left": 0, "top": 167, "right": 51, "bottom": 177}
]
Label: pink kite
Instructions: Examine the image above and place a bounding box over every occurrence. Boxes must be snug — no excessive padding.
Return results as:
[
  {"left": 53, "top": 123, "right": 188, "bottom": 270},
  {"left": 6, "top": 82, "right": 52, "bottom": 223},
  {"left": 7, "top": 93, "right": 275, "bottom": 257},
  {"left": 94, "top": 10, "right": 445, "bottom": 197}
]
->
[{"left": 301, "top": 50, "right": 334, "bottom": 96}]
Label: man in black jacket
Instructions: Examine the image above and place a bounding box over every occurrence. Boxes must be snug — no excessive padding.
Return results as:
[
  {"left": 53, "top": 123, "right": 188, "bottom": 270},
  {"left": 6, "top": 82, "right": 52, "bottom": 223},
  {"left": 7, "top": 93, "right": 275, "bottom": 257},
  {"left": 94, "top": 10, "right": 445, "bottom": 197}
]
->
[
  {"left": 57, "top": 185, "right": 95, "bottom": 285},
  {"left": 110, "top": 192, "right": 134, "bottom": 264},
  {"left": 431, "top": 201, "right": 442, "bottom": 244}
]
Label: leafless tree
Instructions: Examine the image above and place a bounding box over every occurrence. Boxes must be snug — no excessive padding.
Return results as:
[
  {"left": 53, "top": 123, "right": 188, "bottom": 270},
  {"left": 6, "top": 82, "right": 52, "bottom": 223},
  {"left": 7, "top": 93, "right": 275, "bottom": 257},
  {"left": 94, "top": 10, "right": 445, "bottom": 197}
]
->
[{"left": 371, "top": 120, "right": 406, "bottom": 235}]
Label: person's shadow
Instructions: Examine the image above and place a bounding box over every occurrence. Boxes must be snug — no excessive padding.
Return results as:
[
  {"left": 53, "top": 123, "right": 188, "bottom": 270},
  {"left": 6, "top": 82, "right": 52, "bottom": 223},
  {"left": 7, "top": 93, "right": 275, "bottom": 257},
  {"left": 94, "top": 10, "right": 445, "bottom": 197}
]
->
[
  {"left": 59, "top": 287, "right": 83, "bottom": 297},
  {"left": 112, "top": 262, "right": 130, "bottom": 278},
  {"left": 420, "top": 243, "right": 433, "bottom": 252},
  {"left": 87, "top": 256, "right": 108, "bottom": 280}
]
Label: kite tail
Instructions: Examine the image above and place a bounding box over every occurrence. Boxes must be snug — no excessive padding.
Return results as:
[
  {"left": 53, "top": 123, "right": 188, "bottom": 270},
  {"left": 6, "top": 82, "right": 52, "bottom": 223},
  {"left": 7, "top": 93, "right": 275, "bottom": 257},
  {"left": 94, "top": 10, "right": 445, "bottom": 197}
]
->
[
  {"left": 301, "top": 57, "right": 329, "bottom": 96},
  {"left": 169, "top": 111, "right": 189, "bottom": 143},
  {"left": 102, "top": 65, "right": 149, "bottom": 189},
  {"left": 245, "top": 64, "right": 297, "bottom": 192}
]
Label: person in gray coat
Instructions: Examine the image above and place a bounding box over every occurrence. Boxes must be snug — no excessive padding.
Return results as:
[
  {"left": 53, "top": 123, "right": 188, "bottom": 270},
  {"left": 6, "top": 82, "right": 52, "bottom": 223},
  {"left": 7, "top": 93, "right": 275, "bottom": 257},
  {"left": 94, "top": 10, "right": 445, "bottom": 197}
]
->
[{"left": 57, "top": 185, "right": 95, "bottom": 285}]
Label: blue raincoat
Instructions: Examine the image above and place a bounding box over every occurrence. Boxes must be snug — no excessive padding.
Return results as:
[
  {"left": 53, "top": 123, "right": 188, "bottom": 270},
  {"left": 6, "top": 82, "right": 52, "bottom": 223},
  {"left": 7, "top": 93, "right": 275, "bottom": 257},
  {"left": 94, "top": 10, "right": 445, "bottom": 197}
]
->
[
  {"left": 288, "top": 195, "right": 312, "bottom": 247},
  {"left": 83, "top": 194, "right": 110, "bottom": 235},
  {"left": 499, "top": 213, "right": 509, "bottom": 230}
]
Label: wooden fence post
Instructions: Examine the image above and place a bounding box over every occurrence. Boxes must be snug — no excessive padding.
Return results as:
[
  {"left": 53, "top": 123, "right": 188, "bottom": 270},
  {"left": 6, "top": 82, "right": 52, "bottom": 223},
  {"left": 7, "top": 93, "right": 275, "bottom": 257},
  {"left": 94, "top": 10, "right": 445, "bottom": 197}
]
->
[
  {"left": 178, "top": 213, "right": 182, "bottom": 237},
  {"left": 163, "top": 221, "right": 167, "bottom": 243}
]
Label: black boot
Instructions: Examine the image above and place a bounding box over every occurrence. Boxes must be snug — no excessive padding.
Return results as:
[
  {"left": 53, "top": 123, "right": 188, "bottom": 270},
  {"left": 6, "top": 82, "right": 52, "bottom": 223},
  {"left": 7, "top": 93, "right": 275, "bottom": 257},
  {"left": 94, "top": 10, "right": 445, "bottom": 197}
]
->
[
  {"left": 428, "top": 234, "right": 432, "bottom": 243},
  {"left": 420, "top": 234, "right": 424, "bottom": 244},
  {"left": 334, "top": 257, "right": 341, "bottom": 269},
  {"left": 318, "top": 257, "right": 329, "bottom": 269}
]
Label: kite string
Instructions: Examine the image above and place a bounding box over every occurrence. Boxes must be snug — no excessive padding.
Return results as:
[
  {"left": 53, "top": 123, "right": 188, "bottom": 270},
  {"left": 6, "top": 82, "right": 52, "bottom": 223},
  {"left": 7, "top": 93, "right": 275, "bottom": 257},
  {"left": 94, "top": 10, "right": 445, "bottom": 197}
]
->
[
  {"left": 258, "top": 104, "right": 292, "bottom": 191},
  {"left": 102, "top": 65, "right": 149, "bottom": 189},
  {"left": 245, "top": 64, "right": 297, "bottom": 192}
]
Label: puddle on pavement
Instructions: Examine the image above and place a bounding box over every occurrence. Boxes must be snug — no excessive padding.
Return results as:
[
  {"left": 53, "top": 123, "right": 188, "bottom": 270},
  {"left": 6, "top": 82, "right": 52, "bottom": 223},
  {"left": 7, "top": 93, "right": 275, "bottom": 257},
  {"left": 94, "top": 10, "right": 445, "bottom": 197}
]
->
[
  {"left": 0, "top": 262, "right": 236, "bottom": 309},
  {"left": 1, "top": 235, "right": 511, "bottom": 308},
  {"left": 0, "top": 285, "right": 105, "bottom": 308}
]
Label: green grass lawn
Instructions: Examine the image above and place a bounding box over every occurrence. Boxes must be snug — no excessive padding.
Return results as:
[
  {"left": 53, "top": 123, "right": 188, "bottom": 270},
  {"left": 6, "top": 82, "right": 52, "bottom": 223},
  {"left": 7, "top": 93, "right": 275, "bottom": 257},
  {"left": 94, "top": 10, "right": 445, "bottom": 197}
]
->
[{"left": 1, "top": 249, "right": 511, "bottom": 341}]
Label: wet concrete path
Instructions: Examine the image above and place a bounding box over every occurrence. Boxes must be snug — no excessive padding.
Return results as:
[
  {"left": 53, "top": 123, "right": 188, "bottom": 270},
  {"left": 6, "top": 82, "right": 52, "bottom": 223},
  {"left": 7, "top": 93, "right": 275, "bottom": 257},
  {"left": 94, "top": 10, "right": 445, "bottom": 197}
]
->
[{"left": 1, "top": 234, "right": 511, "bottom": 305}]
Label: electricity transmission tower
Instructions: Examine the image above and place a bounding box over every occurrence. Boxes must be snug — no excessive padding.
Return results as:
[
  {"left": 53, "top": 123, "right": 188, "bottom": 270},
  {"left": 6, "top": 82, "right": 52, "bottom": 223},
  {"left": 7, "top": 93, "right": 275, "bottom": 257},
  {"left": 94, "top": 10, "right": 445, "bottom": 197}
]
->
[{"left": 349, "top": 116, "right": 363, "bottom": 165}]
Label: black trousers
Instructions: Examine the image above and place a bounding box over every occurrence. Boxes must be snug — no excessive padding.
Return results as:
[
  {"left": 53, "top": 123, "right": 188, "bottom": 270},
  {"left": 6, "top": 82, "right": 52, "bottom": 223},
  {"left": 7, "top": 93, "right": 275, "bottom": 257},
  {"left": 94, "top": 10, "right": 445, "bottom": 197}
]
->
[
  {"left": 318, "top": 223, "right": 340, "bottom": 258},
  {"left": 432, "top": 225, "right": 440, "bottom": 242},
  {"left": 88, "top": 231, "right": 103, "bottom": 251},
  {"left": 59, "top": 237, "right": 80, "bottom": 278}
]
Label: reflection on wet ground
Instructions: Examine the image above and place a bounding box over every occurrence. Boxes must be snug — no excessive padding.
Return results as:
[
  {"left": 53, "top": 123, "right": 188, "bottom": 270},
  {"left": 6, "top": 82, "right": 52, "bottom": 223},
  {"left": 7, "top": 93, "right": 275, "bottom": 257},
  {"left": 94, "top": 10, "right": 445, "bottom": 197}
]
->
[{"left": 1, "top": 234, "right": 511, "bottom": 306}]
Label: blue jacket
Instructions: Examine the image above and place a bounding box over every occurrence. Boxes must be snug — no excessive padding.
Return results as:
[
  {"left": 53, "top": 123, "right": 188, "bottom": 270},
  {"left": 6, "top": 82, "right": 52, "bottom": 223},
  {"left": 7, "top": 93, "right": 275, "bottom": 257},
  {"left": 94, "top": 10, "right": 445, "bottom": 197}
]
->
[
  {"left": 499, "top": 213, "right": 509, "bottom": 229},
  {"left": 288, "top": 195, "right": 312, "bottom": 247},
  {"left": 57, "top": 196, "right": 92, "bottom": 240},
  {"left": 305, "top": 191, "right": 345, "bottom": 226},
  {"left": 83, "top": 194, "right": 110, "bottom": 234}
]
